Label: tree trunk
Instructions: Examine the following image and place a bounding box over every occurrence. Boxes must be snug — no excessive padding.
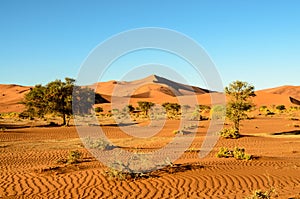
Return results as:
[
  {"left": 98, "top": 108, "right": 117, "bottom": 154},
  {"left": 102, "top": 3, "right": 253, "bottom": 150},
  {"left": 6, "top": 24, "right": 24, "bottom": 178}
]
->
[
  {"left": 62, "top": 113, "right": 66, "bottom": 126},
  {"left": 234, "top": 120, "right": 240, "bottom": 132}
]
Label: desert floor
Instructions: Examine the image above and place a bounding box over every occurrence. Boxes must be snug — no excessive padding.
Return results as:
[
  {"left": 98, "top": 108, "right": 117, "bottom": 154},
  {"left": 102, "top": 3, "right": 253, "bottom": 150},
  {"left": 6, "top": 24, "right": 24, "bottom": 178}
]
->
[{"left": 0, "top": 116, "right": 300, "bottom": 199}]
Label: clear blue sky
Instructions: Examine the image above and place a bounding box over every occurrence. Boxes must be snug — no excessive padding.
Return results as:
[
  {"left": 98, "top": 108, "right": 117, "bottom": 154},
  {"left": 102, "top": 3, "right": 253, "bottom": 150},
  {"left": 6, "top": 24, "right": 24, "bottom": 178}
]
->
[{"left": 0, "top": 0, "right": 299, "bottom": 90}]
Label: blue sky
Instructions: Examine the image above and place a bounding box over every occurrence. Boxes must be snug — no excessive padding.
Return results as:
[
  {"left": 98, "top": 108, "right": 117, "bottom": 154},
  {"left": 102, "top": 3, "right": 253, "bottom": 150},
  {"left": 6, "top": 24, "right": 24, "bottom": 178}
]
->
[{"left": 0, "top": 0, "right": 299, "bottom": 90}]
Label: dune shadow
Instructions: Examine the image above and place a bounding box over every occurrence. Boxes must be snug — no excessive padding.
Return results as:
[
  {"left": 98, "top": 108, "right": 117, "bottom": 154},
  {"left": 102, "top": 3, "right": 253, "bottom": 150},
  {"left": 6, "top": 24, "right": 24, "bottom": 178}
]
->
[{"left": 272, "top": 130, "right": 300, "bottom": 136}]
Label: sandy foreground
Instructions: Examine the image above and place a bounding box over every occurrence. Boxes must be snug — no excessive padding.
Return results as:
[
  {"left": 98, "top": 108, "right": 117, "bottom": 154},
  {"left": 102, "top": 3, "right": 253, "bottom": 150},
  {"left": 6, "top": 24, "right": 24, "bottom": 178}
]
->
[{"left": 0, "top": 116, "right": 300, "bottom": 199}]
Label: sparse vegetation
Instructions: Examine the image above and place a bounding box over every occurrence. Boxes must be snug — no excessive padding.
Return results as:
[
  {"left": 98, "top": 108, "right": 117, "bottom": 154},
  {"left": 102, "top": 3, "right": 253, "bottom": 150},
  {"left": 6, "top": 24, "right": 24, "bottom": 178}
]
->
[
  {"left": 233, "top": 147, "right": 252, "bottom": 160},
  {"left": 219, "top": 128, "right": 240, "bottom": 139},
  {"left": 67, "top": 150, "right": 82, "bottom": 164},
  {"left": 137, "top": 101, "right": 155, "bottom": 116},
  {"left": 216, "top": 147, "right": 252, "bottom": 160},
  {"left": 225, "top": 81, "right": 256, "bottom": 133},
  {"left": 22, "top": 78, "right": 95, "bottom": 125},
  {"left": 95, "top": 107, "right": 103, "bottom": 113},
  {"left": 216, "top": 147, "right": 233, "bottom": 158},
  {"left": 289, "top": 117, "right": 299, "bottom": 121},
  {"left": 196, "top": 104, "right": 211, "bottom": 113},
  {"left": 173, "top": 129, "right": 187, "bottom": 135},
  {"left": 83, "top": 137, "right": 113, "bottom": 150},
  {"left": 120, "top": 105, "right": 135, "bottom": 115},
  {"left": 210, "top": 105, "right": 226, "bottom": 120},
  {"left": 245, "top": 188, "right": 276, "bottom": 199},
  {"left": 162, "top": 102, "right": 181, "bottom": 119},
  {"left": 259, "top": 106, "right": 268, "bottom": 112},
  {"left": 275, "top": 105, "right": 286, "bottom": 111},
  {"left": 57, "top": 150, "right": 82, "bottom": 164}
]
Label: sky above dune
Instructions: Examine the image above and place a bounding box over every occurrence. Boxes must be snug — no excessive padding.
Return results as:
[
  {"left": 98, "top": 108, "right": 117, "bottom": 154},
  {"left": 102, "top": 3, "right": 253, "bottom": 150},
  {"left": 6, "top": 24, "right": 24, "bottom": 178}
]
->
[{"left": 0, "top": 0, "right": 299, "bottom": 90}]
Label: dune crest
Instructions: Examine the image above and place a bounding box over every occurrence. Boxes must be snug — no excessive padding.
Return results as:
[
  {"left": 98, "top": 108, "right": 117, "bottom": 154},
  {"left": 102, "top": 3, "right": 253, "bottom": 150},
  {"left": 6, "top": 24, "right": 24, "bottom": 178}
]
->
[{"left": 1, "top": 77, "right": 300, "bottom": 113}]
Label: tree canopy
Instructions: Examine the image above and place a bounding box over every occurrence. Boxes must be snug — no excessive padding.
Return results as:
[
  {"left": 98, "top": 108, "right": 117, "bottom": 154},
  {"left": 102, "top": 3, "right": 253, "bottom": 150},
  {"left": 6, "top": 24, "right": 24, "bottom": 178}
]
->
[
  {"left": 225, "top": 80, "right": 256, "bottom": 132},
  {"left": 22, "top": 78, "right": 95, "bottom": 125},
  {"left": 137, "top": 101, "right": 155, "bottom": 116},
  {"left": 162, "top": 102, "right": 181, "bottom": 118}
]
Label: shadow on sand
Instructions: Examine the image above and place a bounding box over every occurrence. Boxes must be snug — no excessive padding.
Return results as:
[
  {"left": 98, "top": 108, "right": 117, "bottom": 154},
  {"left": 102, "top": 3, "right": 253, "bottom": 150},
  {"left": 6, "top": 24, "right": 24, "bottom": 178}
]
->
[{"left": 272, "top": 130, "right": 300, "bottom": 136}]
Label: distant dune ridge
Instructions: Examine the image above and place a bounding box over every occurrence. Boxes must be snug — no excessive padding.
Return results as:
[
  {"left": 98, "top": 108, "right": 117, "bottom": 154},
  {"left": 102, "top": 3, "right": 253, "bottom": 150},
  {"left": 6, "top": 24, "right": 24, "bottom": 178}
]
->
[
  {"left": 0, "top": 75, "right": 300, "bottom": 113},
  {"left": 0, "top": 84, "right": 31, "bottom": 113},
  {"left": 95, "top": 75, "right": 211, "bottom": 98},
  {"left": 260, "top": 85, "right": 300, "bottom": 99}
]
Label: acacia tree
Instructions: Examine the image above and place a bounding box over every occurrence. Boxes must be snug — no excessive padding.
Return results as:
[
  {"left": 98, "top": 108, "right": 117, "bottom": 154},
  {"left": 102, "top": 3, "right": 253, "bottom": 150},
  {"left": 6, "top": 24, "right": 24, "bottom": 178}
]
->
[
  {"left": 23, "top": 78, "right": 95, "bottom": 125},
  {"left": 162, "top": 102, "right": 181, "bottom": 118},
  {"left": 137, "top": 101, "right": 155, "bottom": 116},
  {"left": 225, "top": 80, "right": 256, "bottom": 132}
]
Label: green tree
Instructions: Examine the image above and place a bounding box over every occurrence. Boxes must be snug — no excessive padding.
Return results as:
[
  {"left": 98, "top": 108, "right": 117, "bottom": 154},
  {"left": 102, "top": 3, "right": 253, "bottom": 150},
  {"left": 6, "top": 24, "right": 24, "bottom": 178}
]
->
[
  {"left": 225, "top": 80, "right": 256, "bottom": 132},
  {"left": 162, "top": 102, "right": 181, "bottom": 117},
  {"left": 23, "top": 78, "right": 95, "bottom": 125},
  {"left": 95, "top": 107, "right": 103, "bottom": 113},
  {"left": 137, "top": 101, "right": 155, "bottom": 116},
  {"left": 22, "top": 85, "right": 47, "bottom": 118},
  {"left": 210, "top": 105, "right": 226, "bottom": 120},
  {"left": 123, "top": 104, "right": 135, "bottom": 113}
]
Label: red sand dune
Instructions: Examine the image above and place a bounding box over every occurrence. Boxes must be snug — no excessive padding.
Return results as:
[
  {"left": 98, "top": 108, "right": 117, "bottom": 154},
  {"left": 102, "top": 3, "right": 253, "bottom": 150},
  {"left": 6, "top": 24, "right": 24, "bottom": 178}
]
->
[
  {"left": 261, "top": 85, "right": 300, "bottom": 99},
  {"left": 0, "top": 120, "right": 299, "bottom": 198},
  {"left": 1, "top": 76, "right": 300, "bottom": 113},
  {"left": 0, "top": 84, "right": 31, "bottom": 113}
]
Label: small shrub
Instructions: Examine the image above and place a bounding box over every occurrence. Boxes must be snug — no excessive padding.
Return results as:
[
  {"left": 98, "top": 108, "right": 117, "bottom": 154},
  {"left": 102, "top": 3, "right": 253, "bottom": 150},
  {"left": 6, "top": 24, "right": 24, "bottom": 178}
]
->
[
  {"left": 183, "top": 123, "right": 198, "bottom": 130},
  {"left": 84, "top": 137, "right": 112, "bottom": 150},
  {"left": 104, "top": 159, "right": 151, "bottom": 181},
  {"left": 217, "top": 147, "right": 252, "bottom": 160},
  {"left": 275, "top": 105, "right": 286, "bottom": 111},
  {"left": 173, "top": 129, "right": 189, "bottom": 135},
  {"left": 233, "top": 147, "right": 252, "bottom": 160},
  {"left": 104, "top": 168, "right": 130, "bottom": 181},
  {"left": 210, "top": 105, "right": 226, "bottom": 120},
  {"left": 216, "top": 147, "right": 233, "bottom": 158},
  {"left": 245, "top": 188, "right": 276, "bottom": 199},
  {"left": 294, "top": 124, "right": 300, "bottom": 128},
  {"left": 67, "top": 150, "right": 82, "bottom": 164},
  {"left": 259, "top": 106, "right": 268, "bottom": 112},
  {"left": 219, "top": 128, "right": 240, "bottom": 139},
  {"left": 265, "top": 110, "right": 275, "bottom": 116},
  {"left": 185, "top": 147, "right": 200, "bottom": 152},
  {"left": 95, "top": 107, "right": 103, "bottom": 113}
]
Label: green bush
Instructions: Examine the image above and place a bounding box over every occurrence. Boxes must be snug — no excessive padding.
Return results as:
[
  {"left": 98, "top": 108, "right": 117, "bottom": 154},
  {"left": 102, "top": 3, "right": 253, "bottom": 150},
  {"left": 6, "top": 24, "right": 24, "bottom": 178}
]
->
[
  {"left": 275, "top": 105, "right": 286, "bottom": 111},
  {"left": 245, "top": 188, "right": 276, "bottom": 199},
  {"left": 67, "top": 150, "right": 82, "bottom": 164},
  {"left": 265, "top": 110, "right": 275, "bottom": 116},
  {"left": 210, "top": 105, "right": 226, "bottom": 120},
  {"left": 216, "top": 147, "right": 252, "bottom": 160},
  {"left": 259, "top": 106, "right": 268, "bottom": 112},
  {"left": 95, "top": 107, "right": 103, "bottom": 113},
  {"left": 104, "top": 167, "right": 130, "bottom": 180},
  {"left": 216, "top": 147, "right": 233, "bottom": 158},
  {"left": 233, "top": 147, "right": 252, "bottom": 160},
  {"left": 219, "top": 128, "right": 240, "bottom": 139},
  {"left": 84, "top": 137, "right": 112, "bottom": 150}
]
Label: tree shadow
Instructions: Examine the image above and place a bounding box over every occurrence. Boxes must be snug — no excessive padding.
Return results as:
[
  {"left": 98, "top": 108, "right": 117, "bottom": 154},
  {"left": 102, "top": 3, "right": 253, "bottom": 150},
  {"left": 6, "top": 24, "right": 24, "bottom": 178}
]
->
[
  {"left": 272, "top": 130, "right": 300, "bottom": 136},
  {"left": 153, "top": 163, "right": 204, "bottom": 176},
  {"left": 99, "top": 122, "right": 138, "bottom": 127}
]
